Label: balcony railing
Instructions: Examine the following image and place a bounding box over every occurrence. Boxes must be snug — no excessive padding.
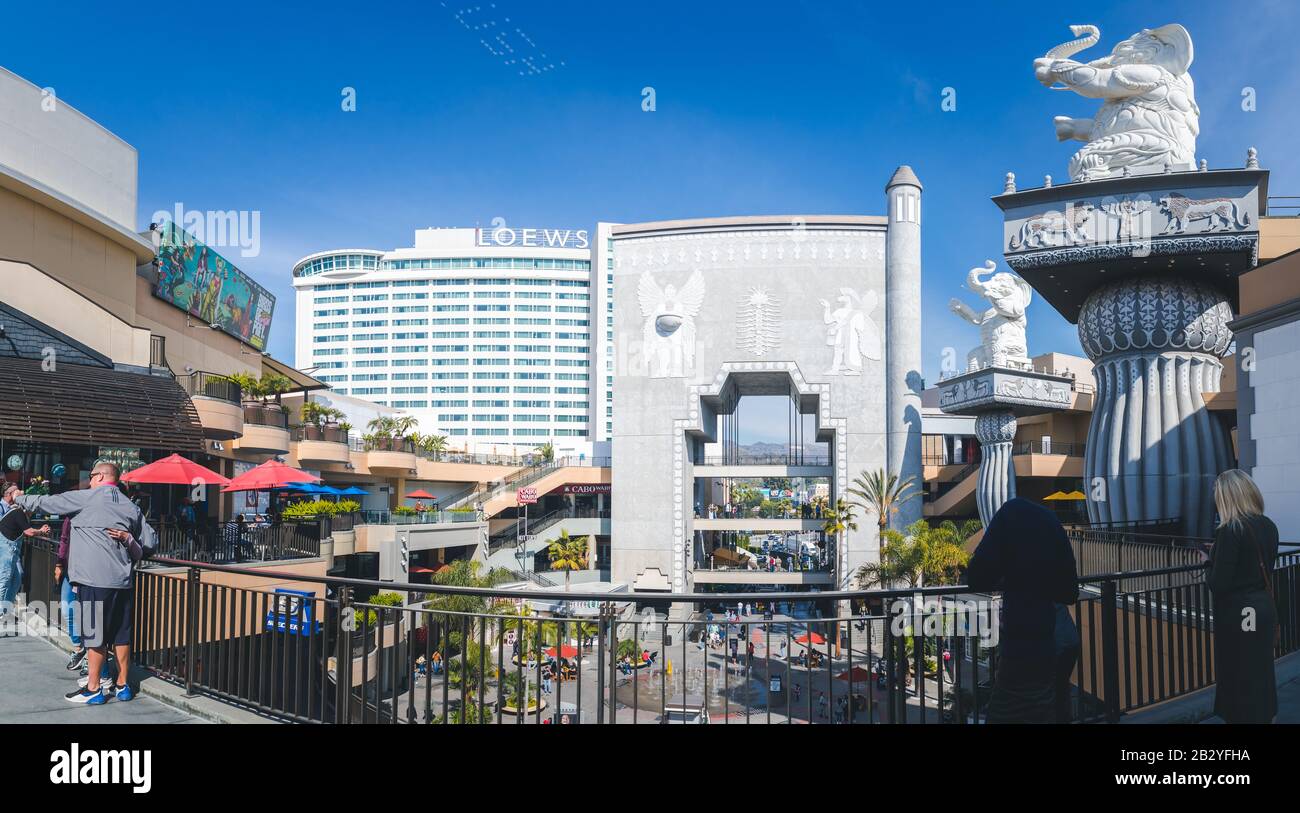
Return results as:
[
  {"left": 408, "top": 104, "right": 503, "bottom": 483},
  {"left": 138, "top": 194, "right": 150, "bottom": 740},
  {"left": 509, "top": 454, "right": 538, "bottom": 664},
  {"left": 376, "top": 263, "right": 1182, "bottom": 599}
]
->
[
  {"left": 293, "top": 424, "right": 350, "bottom": 444},
  {"left": 20, "top": 532, "right": 1299, "bottom": 724},
  {"left": 357, "top": 509, "right": 482, "bottom": 525},
  {"left": 352, "top": 436, "right": 416, "bottom": 454},
  {"left": 144, "top": 518, "right": 324, "bottom": 563},
  {"left": 1013, "top": 441, "right": 1085, "bottom": 457},
  {"left": 181, "top": 371, "right": 242, "bottom": 405},
  {"left": 695, "top": 455, "right": 831, "bottom": 466},
  {"left": 243, "top": 403, "right": 289, "bottom": 429}
]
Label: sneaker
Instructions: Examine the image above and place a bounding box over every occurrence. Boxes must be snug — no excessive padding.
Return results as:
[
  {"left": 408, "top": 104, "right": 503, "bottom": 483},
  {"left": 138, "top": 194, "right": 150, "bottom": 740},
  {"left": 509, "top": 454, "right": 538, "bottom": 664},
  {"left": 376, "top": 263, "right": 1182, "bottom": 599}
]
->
[
  {"left": 112, "top": 684, "right": 133, "bottom": 702},
  {"left": 77, "top": 668, "right": 113, "bottom": 689},
  {"left": 65, "top": 688, "right": 106, "bottom": 705},
  {"left": 66, "top": 647, "right": 87, "bottom": 671}
]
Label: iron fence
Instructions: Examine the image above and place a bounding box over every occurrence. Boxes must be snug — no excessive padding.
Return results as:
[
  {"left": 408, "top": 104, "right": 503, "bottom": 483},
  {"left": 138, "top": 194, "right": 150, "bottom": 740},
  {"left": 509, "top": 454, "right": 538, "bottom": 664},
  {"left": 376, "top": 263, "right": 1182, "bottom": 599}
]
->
[
  {"left": 18, "top": 532, "right": 1299, "bottom": 724},
  {"left": 146, "top": 519, "right": 324, "bottom": 564}
]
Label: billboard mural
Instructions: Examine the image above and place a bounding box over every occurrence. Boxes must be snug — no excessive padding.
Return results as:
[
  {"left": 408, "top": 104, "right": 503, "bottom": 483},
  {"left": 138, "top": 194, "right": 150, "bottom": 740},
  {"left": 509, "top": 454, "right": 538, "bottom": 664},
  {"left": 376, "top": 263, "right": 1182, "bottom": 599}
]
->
[{"left": 153, "top": 221, "right": 275, "bottom": 350}]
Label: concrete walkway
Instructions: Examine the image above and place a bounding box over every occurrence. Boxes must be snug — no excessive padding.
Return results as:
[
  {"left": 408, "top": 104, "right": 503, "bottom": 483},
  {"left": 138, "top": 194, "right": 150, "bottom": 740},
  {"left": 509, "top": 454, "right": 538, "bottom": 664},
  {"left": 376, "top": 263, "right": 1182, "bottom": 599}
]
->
[{"left": 0, "top": 631, "right": 200, "bottom": 724}]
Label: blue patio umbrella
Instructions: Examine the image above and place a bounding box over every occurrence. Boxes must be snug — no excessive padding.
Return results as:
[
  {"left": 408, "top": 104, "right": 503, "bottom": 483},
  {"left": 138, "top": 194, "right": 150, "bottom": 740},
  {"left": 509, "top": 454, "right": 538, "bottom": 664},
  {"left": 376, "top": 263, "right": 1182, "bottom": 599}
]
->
[
  {"left": 338, "top": 486, "right": 369, "bottom": 495},
  {"left": 317, "top": 485, "right": 346, "bottom": 496}
]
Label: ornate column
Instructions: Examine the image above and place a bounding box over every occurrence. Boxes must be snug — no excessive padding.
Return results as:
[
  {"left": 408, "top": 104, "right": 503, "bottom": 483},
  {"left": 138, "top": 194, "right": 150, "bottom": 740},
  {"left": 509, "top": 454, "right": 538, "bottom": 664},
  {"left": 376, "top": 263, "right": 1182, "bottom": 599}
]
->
[
  {"left": 974, "top": 410, "right": 1018, "bottom": 525},
  {"left": 1077, "top": 278, "right": 1235, "bottom": 537}
]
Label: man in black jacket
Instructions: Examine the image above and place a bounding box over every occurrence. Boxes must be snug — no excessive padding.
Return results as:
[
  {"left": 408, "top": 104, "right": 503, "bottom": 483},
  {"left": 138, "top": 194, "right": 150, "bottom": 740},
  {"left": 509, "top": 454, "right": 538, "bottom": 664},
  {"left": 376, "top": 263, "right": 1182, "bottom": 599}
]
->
[{"left": 966, "top": 497, "right": 1079, "bottom": 723}]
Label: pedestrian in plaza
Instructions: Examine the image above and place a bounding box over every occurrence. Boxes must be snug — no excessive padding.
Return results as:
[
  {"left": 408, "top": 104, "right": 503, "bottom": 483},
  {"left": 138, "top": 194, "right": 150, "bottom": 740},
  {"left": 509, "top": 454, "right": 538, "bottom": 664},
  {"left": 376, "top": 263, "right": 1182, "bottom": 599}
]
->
[
  {"left": 16, "top": 463, "right": 156, "bottom": 705},
  {"left": 793, "top": 682, "right": 801, "bottom": 703},
  {"left": 0, "top": 484, "right": 51, "bottom": 619},
  {"left": 817, "top": 691, "right": 827, "bottom": 719},
  {"left": 1207, "top": 469, "right": 1280, "bottom": 724},
  {"left": 966, "top": 497, "right": 1078, "bottom": 724},
  {"left": 55, "top": 517, "right": 87, "bottom": 672},
  {"left": 835, "top": 695, "right": 846, "bottom": 724}
]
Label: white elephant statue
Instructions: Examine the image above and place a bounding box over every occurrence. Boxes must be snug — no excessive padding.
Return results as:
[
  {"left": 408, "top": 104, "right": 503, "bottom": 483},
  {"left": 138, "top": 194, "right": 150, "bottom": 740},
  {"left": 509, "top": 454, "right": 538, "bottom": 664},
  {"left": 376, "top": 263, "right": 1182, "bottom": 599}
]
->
[{"left": 949, "top": 261, "right": 1032, "bottom": 371}]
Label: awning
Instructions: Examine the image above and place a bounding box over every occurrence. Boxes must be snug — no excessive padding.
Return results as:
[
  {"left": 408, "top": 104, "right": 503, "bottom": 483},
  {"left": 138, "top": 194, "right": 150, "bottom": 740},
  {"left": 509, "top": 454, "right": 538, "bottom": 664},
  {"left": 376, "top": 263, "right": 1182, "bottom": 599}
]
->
[{"left": 0, "top": 356, "right": 204, "bottom": 452}]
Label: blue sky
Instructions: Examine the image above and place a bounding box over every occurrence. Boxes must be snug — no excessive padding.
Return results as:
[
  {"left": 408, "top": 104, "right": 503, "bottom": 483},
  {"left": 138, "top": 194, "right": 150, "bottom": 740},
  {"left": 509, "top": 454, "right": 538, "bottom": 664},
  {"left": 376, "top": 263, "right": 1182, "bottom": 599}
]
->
[{"left": 3, "top": 0, "right": 1297, "bottom": 400}]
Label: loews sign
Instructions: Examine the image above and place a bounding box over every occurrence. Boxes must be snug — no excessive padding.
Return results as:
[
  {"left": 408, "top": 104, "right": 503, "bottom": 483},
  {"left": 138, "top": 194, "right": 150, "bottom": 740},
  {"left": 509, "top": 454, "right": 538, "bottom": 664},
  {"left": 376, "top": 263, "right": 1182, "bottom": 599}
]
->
[{"left": 476, "top": 226, "right": 589, "bottom": 250}]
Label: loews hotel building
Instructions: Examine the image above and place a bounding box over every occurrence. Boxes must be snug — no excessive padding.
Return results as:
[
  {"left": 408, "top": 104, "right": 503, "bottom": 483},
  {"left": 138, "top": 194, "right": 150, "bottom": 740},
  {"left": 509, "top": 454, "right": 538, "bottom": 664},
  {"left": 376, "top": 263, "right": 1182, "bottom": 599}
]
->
[{"left": 293, "top": 226, "right": 616, "bottom": 455}]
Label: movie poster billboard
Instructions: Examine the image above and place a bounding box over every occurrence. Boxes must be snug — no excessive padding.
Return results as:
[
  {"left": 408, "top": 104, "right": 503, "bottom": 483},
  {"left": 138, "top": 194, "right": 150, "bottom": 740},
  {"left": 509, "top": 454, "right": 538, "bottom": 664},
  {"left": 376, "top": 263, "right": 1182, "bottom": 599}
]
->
[{"left": 153, "top": 222, "right": 275, "bottom": 350}]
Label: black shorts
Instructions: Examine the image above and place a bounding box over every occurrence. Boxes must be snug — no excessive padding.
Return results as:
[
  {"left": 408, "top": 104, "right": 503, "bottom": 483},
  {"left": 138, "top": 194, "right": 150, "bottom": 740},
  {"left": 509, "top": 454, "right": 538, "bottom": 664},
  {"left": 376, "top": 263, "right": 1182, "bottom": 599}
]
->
[{"left": 75, "top": 583, "right": 134, "bottom": 648}]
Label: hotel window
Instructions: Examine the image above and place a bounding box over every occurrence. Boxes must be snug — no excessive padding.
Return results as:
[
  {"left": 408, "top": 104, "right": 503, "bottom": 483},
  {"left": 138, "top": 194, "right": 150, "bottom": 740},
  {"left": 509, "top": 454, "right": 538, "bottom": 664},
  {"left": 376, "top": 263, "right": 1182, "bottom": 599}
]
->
[
  {"left": 515, "top": 318, "right": 552, "bottom": 325},
  {"left": 555, "top": 293, "right": 589, "bottom": 300},
  {"left": 314, "top": 348, "right": 346, "bottom": 356},
  {"left": 352, "top": 387, "right": 388, "bottom": 395},
  {"left": 431, "top": 345, "right": 469, "bottom": 352},
  {"left": 474, "top": 305, "right": 509, "bottom": 312},
  {"left": 393, "top": 372, "right": 428, "bottom": 380},
  {"left": 514, "top": 414, "right": 550, "bottom": 422},
  {"left": 556, "top": 373, "right": 589, "bottom": 380},
  {"left": 352, "top": 281, "right": 388, "bottom": 289},
  {"left": 514, "top": 331, "right": 552, "bottom": 339},
  {"left": 352, "top": 333, "right": 388, "bottom": 341},
  {"left": 472, "top": 414, "right": 509, "bottom": 422},
  {"left": 352, "top": 320, "right": 388, "bottom": 328},
  {"left": 555, "top": 359, "right": 589, "bottom": 367},
  {"left": 474, "top": 318, "right": 509, "bottom": 325},
  {"left": 354, "top": 347, "right": 389, "bottom": 354},
  {"left": 555, "top": 414, "right": 586, "bottom": 423},
  {"left": 352, "top": 294, "right": 389, "bottom": 302},
  {"left": 393, "top": 292, "right": 428, "bottom": 300},
  {"left": 393, "top": 345, "right": 428, "bottom": 353},
  {"left": 446, "top": 428, "right": 468, "bottom": 436},
  {"left": 554, "top": 429, "right": 589, "bottom": 437},
  {"left": 314, "top": 296, "right": 348, "bottom": 304},
  {"left": 475, "top": 344, "right": 509, "bottom": 352},
  {"left": 431, "top": 386, "right": 468, "bottom": 393},
  {"left": 514, "top": 372, "right": 551, "bottom": 380},
  {"left": 433, "top": 292, "right": 469, "bottom": 299},
  {"left": 432, "top": 317, "right": 469, "bottom": 325},
  {"left": 431, "top": 371, "right": 469, "bottom": 378},
  {"left": 516, "top": 305, "right": 551, "bottom": 313},
  {"left": 514, "top": 386, "right": 551, "bottom": 394},
  {"left": 515, "top": 291, "right": 551, "bottom": 299},
  {"left": 432, "top": 331, "right": 469, "bottom": 338},
  {"left": 394, "top": 319, "right": 429, "bottom": 326},
  {"left": 514, "top": 358, "right": 549, "bottom": 366},
  {"left": 555, "top": 345, "right": 585, "bottom": 353},
  {"left": 555, "top": 401, "right": 589, "bottom": 409},
  {"left": 474, "top": 331, "right": 509, "bottom": 338},
  {"left": 514, "top": 345, "right": 551, "bottom": 353},
  {"left": 555, "top": 319, "right": 588, "bottom": 326},
  {"left": 514, "top": 400, "right": 550, "bottom": 408},
  {"left": 434, "top": 305, "right": 469, "bottom": 312},
  {"left": 514, "top": 429, "right": 549, "bottom": 437},
  {"left": 392, "top": 387, "right": 428, "bottom": 394},
  {"left": 393, "top": 332, "right": 428, "bottom": 340},
  {"left": 351, "top": 374, "right": 389, "bottom": 382},
  {"left": 431, "top": 358, "right": 468, "bottom": 366},
  {"left": 473, "top": 372, "right": 509, "bottom": 380},
  {"left": 474, "top": 386, "right": 509, "bottom": 394},
  {"left": 438, "top": 414, "right": 469, "bottom": 422},
  {"left": 354, "top": 360, "right": 387, "bottom": 368},
  {"left": 474, "top": 358, "right": 510, "bottom": 366},
  {"left": 431, "top": 401, "right": 469, "bottom": 408},
  {"left": 315, "top": 309, "right": 349, "bottom": 317},
  {"left": 556, "top": 386, "right": 588, "bottom": 394},
  {"left": 393, "top": 306, "right": 430, "bottom": 314},
  {"left": 314, "top": 335, "right": 347, "bottom": 343},
  {"left": 473, "top": 400, "right": 508, "bottom": 408},
  {"left": 472, "top": 428, "right": 510, "bottom": 436},
  {"left": 393, "top": 359, "right": 430, "bottom": 367},
  {"left": 555, "top": 279, "right": 588, "bottom": 288},
  {"left": 354, "top": 307, "right": 390, "bottom": 315},
  {"left": 391, "top": 400, "right": 428, "bottom": 408},
  {"left": 555, "top": 306, "right": 589, "bottom": 313}
]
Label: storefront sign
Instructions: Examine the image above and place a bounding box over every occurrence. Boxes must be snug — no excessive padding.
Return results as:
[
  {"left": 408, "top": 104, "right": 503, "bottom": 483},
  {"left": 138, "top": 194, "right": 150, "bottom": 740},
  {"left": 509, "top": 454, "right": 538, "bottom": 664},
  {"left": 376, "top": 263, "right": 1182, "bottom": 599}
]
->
[
  {"left": 516, "top": 487, "right": 538, "bottom": 505},
  {"left": 559, "top": 483, "right": 611, "bottom": 495},
  {"left": 264, "top": 589, "right": 320, "bottom": 636}
]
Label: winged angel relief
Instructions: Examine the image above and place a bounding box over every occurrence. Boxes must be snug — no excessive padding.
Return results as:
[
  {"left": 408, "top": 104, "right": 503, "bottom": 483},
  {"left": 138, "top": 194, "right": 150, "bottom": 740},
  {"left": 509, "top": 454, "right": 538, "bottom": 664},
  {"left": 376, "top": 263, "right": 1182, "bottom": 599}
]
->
[{"left": 637, "top": 270, "right": 705, "bottom": 378}]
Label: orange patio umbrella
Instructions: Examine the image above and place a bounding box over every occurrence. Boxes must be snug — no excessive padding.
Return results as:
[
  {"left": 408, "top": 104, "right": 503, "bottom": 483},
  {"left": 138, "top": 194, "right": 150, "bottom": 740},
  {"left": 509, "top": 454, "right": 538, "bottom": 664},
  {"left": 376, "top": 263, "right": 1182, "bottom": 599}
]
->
[
  {"left": 120, "top": 453, "right": 230, "bottom": 485},
  {"left": 795, "top": 631, "right": 826, "bottom": 646},
  {"left": 836, "top": 666, "right": 873, "bottom": 682},
  {"left": 221, "top": 460, "right": 319, "bottom": 492},
  {"left": 405, "top": 489, "right": 437, "bottom": 499},
  {"left": 545, "top": 644, "right": 579, "bottom": 660}
]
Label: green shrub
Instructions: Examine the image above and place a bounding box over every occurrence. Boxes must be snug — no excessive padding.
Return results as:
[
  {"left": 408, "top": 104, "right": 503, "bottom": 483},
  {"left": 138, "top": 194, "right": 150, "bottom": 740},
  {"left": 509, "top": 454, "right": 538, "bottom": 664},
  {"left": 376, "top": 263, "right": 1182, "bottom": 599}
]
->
[
  {"left": 393, "top": 505, "right": 417, "bottom": 516},
  {"left": 353, "top": 591, "right": 404, "bottom": 628}
]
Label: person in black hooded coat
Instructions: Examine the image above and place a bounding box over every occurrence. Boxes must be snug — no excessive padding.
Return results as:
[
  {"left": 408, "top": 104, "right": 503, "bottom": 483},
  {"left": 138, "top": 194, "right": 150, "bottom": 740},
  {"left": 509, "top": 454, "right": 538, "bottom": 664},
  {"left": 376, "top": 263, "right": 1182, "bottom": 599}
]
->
[{"left": 966, "top": 497, "right": 1079, "bottom": 723}]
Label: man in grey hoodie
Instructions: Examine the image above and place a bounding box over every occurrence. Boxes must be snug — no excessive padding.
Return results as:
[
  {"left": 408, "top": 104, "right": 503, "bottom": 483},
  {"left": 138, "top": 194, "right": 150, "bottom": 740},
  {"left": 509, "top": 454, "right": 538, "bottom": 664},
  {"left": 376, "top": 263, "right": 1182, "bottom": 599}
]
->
[{"left": 17, "top": 462, "right": 156, "bottom": 704}]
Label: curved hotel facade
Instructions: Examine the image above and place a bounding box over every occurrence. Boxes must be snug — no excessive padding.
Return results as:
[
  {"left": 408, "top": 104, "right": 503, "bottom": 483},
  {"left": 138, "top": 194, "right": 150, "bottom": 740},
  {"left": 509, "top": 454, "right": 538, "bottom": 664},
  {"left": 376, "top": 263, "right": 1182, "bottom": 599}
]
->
[{"left": 292, "top": 227, "right": 613, "bottom": 454}]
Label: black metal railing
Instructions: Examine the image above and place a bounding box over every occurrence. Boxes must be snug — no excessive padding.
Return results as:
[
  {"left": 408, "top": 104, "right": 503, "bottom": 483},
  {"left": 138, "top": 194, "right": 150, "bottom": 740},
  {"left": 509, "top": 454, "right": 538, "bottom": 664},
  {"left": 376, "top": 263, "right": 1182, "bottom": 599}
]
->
[
  {"left": 1013, "top": 441, "right": 1086, "bottom": 457},
  {"left": 362, "top": 437, "right": 416, "bottom": 454},
  {"left": 181, "top": 371, "right": 242, "bottom": 405},
  {"left": 293, "top": 425, "right": 350, "bottom": 444},
  {"left": 243, "top": 404, "right": 289, "bottom": 429},
  {"left": 117, "top": 550, "right": 1300, "bottom": 724},
  {"left": 145, "top": 518, "right": 324, "bottom": 564},
  {"left": 18, "top": 531, "right": 1297, "bottom": 725}
]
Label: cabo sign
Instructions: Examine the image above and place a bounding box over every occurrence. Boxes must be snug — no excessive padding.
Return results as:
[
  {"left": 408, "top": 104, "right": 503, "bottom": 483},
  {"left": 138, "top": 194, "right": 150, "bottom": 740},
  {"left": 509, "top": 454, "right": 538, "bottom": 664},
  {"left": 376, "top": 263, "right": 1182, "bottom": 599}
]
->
[{"left": 476, "top": 226, "right": 589, "bottom": 250}]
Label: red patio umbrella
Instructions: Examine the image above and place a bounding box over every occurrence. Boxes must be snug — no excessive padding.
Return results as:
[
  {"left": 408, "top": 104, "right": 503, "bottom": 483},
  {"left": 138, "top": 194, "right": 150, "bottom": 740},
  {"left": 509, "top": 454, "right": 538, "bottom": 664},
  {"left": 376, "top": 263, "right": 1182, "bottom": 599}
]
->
[
  {"left": 120, "top": 454, "right": 230, "bottom": 485},
  {"left": 835, "top": 666, "right": 873, "bottom": 682},
  {"left": 405, "top": 489, "right": 437, "bottom": 499},
  {"left": 795, "top": 631, "right": 826, "bottom": 646},
  {"left": 545, "top": 644, "right": 579, "bottom": 660},
  {"left": 221, "top": 460, "right": 319, "bottom": 492}
]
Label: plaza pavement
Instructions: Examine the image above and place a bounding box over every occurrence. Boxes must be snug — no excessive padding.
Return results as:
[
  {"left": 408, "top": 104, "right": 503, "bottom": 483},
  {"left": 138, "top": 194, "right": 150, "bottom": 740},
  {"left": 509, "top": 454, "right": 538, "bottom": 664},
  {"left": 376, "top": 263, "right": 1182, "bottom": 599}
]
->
[{"left": 0, "top": 630, "right": 200, "bottom": 724}]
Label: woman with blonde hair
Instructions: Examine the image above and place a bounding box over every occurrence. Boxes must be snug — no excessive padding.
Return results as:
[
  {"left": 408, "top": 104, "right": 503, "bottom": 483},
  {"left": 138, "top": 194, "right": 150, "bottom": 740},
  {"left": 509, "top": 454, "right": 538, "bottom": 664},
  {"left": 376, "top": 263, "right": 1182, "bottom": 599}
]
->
[{"left": 1207, "top": 469, "right": 1279, "bottom": 723}]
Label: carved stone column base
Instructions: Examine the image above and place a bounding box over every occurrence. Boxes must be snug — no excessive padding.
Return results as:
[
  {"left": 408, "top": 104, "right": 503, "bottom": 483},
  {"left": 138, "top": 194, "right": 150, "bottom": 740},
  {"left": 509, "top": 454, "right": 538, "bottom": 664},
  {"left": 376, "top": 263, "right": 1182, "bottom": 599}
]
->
[{"left": 974, "top": 410, "right": 1018, "bottom": 525}]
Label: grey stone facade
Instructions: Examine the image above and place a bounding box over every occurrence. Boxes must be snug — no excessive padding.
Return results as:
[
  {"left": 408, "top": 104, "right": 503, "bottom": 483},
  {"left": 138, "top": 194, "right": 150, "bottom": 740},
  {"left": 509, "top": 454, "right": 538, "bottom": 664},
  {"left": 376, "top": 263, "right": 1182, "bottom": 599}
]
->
[{"left": 610, "top": 178, "right": 922, "bottom": 593}]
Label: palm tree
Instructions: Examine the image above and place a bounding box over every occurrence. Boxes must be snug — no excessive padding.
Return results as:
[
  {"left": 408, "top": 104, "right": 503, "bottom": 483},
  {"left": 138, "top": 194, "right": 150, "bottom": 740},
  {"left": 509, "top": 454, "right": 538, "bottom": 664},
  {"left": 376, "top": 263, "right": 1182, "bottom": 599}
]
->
[
  {"left": 821, "top": 498, "right": 858, "bottom": 573},
  {"left": 535, "top": 442, "right": 555, "bottom": 463},
  {"left": 424, "top": 434, "right": 449, "bottom": 460},
  {"left": 547, "top": 529, "right": 589, "bottom": 592},
  {"left": 393, "top": 415, "right": 419, "bottom": 439},
  {"left": 848, "top": 468, "right": 919, "bottom": 533},
  {"left": 854, "top": 519, "right": 971, "bottom": 590}
]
